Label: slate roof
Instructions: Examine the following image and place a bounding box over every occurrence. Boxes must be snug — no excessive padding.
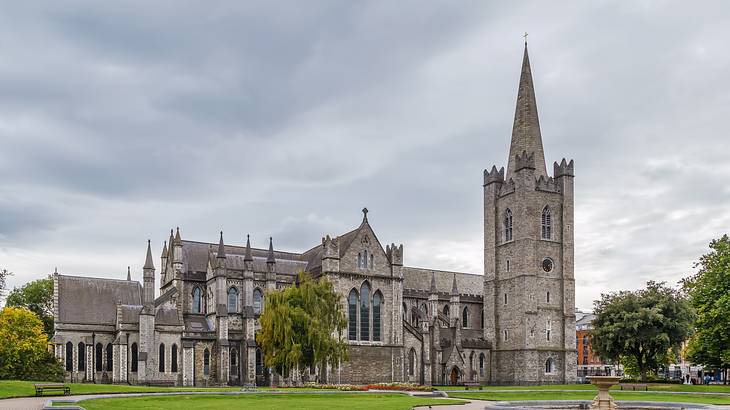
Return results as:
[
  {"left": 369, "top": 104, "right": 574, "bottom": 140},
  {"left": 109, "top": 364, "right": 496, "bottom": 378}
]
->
[
  {"left": 57, "top": 274, "right": 141, "bottom": 325},
  {"left": 156, "top": 306, "right": 181, "bottom": 326},
  {"left": 181, "top": 240, "right": 308, "bottom": 275},
  {"left": 402, "top": 267, "right": 483, "bottom": 296}
]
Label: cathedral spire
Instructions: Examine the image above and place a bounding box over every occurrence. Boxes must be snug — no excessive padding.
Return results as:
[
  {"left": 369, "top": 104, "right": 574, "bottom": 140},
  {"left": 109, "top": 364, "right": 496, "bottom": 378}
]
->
[
  {"left": 266, "top": 237, "right": 276, "bottom": 264},
  {"left": 127, "top": 266, "right": 131, "bottom": 281},
  {"left": 143, "top": 240, "right": 155, "bottom": 270},
  {"left": 217, "top": 231, "right": 226, "bottom": 259},
  {"left": 244, "top": 234, "right": 253, "bottom": 262},
  {"left": 506, "top": 42, "right": 547, "bottom": 178}
]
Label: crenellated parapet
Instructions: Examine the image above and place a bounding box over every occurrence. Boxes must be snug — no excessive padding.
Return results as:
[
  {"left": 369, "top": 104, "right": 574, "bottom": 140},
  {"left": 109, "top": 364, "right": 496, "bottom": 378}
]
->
[
  {"left": 514, "top": 150, "right": 535, "bottom": 172},
  {"left": 535, "top": 175, "right": 560, "bottom": 193},
  {"left": 553, "top": 158, "right": 575, "bottom": 178},
  {"left": 498, "top": 178, "right": 515, "bottom": 197},
  {"left": 483, "top": 165, "right": 505, "bottom": 186},
  {"left": 386, "top": 243, "right": 403, "bottom": 266}
]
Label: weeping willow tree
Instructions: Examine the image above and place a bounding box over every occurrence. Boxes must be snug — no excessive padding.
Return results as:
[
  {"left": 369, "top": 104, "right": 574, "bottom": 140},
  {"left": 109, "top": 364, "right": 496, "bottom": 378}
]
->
[{"left": 257, "top": 272, "right": 348, "bottom": 382}]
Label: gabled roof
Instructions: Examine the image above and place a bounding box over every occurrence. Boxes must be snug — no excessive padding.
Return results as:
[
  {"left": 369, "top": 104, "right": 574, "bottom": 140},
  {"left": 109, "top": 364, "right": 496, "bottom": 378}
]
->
[
  {"left": 57, "top": 274, "right": 141, "bottom": 325},
  {"left": 403, "top": 267, "right": 482, "bottom": 296}
]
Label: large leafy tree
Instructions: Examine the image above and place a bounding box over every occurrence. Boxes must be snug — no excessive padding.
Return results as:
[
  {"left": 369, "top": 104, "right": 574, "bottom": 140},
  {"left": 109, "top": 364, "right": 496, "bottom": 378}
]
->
[
  {"left": 6, "top": 276, "right": 54, "bottom": 337},
  {"left": 257, "top": 272, "right": 348, "bottom": 382},
  {"left": 590, "top": 281, "right": 693, "bottom": 382},
  {"left": 0, "top": 306, "right": 62, "bottom": 380},
  {"left": 682, "top": 234, "right": 730, "bottom": 383}
]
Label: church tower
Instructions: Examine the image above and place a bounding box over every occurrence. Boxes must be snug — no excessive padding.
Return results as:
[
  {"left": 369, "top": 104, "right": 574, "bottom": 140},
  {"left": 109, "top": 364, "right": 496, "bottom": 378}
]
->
[{"left": 483, "top": 43, "right": 577, "bottom": 384}]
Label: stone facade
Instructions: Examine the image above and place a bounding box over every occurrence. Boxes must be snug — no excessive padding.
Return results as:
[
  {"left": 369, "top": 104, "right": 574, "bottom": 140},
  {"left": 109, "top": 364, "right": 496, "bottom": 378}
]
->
[{"left": 52, "top": 44, "right": 575, "bottom": 386}]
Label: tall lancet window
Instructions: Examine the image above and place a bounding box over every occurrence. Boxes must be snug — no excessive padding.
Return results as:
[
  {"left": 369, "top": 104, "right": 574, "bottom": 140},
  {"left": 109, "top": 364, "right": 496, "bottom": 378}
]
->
[
  {"left": 504, "top": 209, "right": 513, "bottom": 242},
  {"left": 372, "top": 291, "right": 382, "bottom": 342},
  {"left": 360, "top": 282, "right": 370, "bottom": 341},
  {"left": 227, "top": 287, "right": 238, "bottom": 313},
  {"left": 348, "top": 289, "right": 358, "bottom": 341},
  {"left": 192, "top": 287, "right": 202, "bottom": 314},
  {"left": 541, "top": 206, "right": 551, "bottom": 239}
]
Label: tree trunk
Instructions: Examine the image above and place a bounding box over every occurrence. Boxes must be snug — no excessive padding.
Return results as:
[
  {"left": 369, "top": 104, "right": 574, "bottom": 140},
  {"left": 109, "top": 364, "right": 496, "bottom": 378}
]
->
[{"left": 637, "top": 355, "right": 647, "bottom": 383}]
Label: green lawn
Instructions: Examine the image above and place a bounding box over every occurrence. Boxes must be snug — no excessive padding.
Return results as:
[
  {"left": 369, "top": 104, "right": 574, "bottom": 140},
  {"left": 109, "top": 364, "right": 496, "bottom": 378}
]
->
[
  {"left": 77, "top": 393, "right": 464, "bottom": 410},
  {"left": 0, "top": 380, "right": 240, "bottom": 399},
  {"left": 449, "top": 391, "right": 730, "bottom": 405},
  {"left": 438, "top": 383, "right": 730, "bottom": 393}
]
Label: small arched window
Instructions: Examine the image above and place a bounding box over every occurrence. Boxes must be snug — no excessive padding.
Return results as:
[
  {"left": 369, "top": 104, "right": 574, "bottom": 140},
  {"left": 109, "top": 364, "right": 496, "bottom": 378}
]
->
[
  {"left": 546, "top": 291, "right": 550, "bottom": 303},
  {"left": 545, "top": 357, "right": 555, "bottom": 373},
  {"left": 65, "top": 342, "right": 73, "bottom": 371},
  {"left": 360, "top": 282, "right": 370, "bottom": 341},
  {"left": 348, "top": 289, "right": 358, "bottom": 341},
  {"left": 227, "top": 287, "right": 238, "bottom": 313},
  {"left": 357, "top": 252, "right": 362, "bottom": 268},
  {"left": 255, "top": 348, "right": 263, "bottom": 376},
  {"left": 402, "top": 302, "right": 408, "bottom": 321},
  {"left": 480, "top": 308, "right": 485, "bottom": 329},
  {"left": 408, "top": 348, "right": 416, "bottom": 376},
  {"left": 230, "top": 348, "right": 238, "bottom": 376},
  {"left": 541, "top": 206, "right": 551, "bottom": 240},
  {"left": 503, "top": 329, "right": 508, "bottom": 341},
  {"left": 95, "top": 343, "right": 103, "bottom": 371},
  {"left": 546, "top": 320, "right": 552, "bottom": 342},
  {"left": 373, "top": 291, "right": 382, "bottom": 342},
  {"left": 369, "top": 253, "right": 374, "bottom": 269},
  {"left": 504, "top": 209, "right": 513, "bottom": 242},
  {"left": 443, "top": 305, "right": 450, "bottom": 317},
  {"left": 78, "top": 342, "right": 85, "bottom": 371},
  {"left": 462, "top": 306, "right": 469, "bottom": 328},
  {"left": 192, "top": 287, "right": 202, "bottom": 314},
  {"left": 203, "top": 348, "right": 210, "bottom": 375},
  {"left": 504, "top": 293, "right": 508, "bottom": 305},
  {"left": 159, "top": 343, "right": 165, "bottom": 372},
  {"left": 506, "top": 259, "right": 511, "bottom": 272},
  {"left": 106, "top": 343, "right": 113, "bottom": 371},
  {"left": 363, "top": 250, "right": 368, "bottom": 269},
  {"left": 479, "top": 353, "right": 485, "bottom": 377},
  {"left": 253, "top": 288, "right": 263, "bottom": 314},
  {"left": 131, "top": 343, "right": 138, "bottom": 372},
  {"left": 171, "top": 344, "right": 178, "bottom": 372}
]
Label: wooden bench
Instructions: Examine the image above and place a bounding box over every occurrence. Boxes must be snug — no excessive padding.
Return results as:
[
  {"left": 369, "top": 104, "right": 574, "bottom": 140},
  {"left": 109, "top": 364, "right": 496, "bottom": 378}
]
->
[
  {"left": 619, "top": 383, "right": 648, "bottom": 391},
  {"left": 34, "top": 383, "right": 70, "bottom": 397},
  {"left": 463, "top": 382, "right": 482, "bottom": 390}
]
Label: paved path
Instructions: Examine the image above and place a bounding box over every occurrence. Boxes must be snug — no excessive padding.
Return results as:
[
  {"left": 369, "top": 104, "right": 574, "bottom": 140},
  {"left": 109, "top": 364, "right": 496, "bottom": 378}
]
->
[{"left": 413, "top": 398, "right": 491, "bottom": 410}]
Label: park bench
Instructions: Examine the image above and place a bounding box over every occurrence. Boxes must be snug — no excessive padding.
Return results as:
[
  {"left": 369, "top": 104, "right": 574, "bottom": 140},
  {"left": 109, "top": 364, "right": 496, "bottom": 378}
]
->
[
  {"left": 463, "top": 381, "right": 482, "bottom": 390},
  {"left": 34, "top": 383, "right": 70, "bottom": 397},
  {"left": 619, "top": 383, "right": 648, "bottom": 391}
]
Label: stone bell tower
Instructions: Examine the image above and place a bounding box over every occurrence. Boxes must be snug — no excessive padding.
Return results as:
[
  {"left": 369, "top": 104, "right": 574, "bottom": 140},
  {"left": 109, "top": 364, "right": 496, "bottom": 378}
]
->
[{"left": 483, "top": 42, "right": 577, "bottom": 384}]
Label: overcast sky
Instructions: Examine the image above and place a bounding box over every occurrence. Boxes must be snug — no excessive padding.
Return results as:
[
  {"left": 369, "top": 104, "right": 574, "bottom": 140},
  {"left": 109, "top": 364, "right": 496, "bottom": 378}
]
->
[{"left": 1, "top": 1, "right": 729, "bottom": 309}]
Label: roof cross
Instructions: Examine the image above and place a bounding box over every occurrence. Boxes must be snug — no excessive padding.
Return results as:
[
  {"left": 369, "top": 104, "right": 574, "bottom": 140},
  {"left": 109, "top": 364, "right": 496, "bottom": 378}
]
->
[{"left": 523, "top": 32, "right": 528, "bottom": 43}]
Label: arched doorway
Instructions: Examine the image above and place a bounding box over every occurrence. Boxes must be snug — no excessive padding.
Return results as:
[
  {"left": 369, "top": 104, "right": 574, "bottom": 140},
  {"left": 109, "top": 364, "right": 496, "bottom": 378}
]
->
[{"left": 449, "top": 367, "right": 461, "bottom": 385}]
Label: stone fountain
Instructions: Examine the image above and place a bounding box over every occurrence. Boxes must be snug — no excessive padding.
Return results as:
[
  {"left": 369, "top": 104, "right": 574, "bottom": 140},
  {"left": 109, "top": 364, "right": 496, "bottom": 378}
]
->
[{"left": 588, "top": 376, "right": 622, "bottom": 409}]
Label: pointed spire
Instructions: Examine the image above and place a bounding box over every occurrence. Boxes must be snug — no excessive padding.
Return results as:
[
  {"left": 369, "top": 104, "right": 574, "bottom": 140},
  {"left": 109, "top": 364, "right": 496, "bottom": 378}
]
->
[
  {"left": 266, "top": 237, "right": 276, "bottom": 264},
  {"left": 451, "top": 272, "right": 459, "bottom": 296},
  {"left": 244, "top": 234, "right": 253, "bottom": 262},
  {"left": 173, "top": 227, "right": 182, "bottom": 245},
  {"left": 506, "top": 42, "right": 547, "bottom": 179},
  {"left": 161, "top": 240, "right": 168, "bottom": 258},
  {"left": 430, "top": 271, "right": 437, "bottom": 294},
  {"left": 144, "top": 240, "right": 155, "bottom": 270},
  {"left": 127, "top": 266, "right": 131, "bottom": 281},
  {"left": 217, "top": 231, "right": 226, "bottom": 259}
]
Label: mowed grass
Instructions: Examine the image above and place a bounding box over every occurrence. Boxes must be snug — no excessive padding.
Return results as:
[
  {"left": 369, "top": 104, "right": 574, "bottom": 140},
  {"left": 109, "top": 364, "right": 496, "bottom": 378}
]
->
[
  {"left": 77, "top": 393, "right": 464, "bottom": 410},
  {"left": 438, "top": 383, "right": 730, "bottom": 393},
  {"left": 449, "top": 391, "right": 730, "bottom": 405},
  {"left": 0, "top": 380, "right": 240, "bottom": 399}
]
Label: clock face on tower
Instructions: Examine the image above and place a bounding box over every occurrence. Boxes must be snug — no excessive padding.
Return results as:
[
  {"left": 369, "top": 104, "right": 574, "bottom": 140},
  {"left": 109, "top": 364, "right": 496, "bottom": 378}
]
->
[{"left": 542, "top": 258, "right": 554, "bottom": 273}]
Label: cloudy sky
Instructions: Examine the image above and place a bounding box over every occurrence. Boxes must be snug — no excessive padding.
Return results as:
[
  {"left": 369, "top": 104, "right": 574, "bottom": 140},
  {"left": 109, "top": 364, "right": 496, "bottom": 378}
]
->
[{"left": 1, "top": 1, "right": 729, "bottom": 309}]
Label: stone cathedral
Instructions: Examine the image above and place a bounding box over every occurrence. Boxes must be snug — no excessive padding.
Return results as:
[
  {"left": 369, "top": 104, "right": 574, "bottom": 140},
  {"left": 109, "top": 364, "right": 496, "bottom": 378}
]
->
[{"left": 52, "top": 44, "right": 577, "bottom": 386}]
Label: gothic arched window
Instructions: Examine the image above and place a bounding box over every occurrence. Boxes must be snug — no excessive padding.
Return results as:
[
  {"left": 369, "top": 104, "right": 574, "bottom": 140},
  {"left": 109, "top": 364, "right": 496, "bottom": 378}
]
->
[
  {"left": 360, "top": 282, "right": 370, "bottom": 341},
  {"left": 203, "top": 348, "right": 210, "bottom": 375},
  {"left": 547, "top": 291, "right": 551, "bottom": 303},
  {"left": 95, "top": 343, "right": 103, "bottom": 371},
  {"left": 443, "top": 305, "right": 449, "bottom": 317},
  {"left": 131, "top": 343, "right": 138, "bottom": 372},
  {"left": 227, "top": 287, "right": 238, "bottom": 313},
  {"left": 546, "top": 320, "right": 552, "bottom": 342},
  {"left": 408, "top": 348, "right": 416, "bottom": 376},
  {"left": 369, "top": 253, "right": 374, "bottom": 269},
  {"left": 541, "top": 206, "right": 551, "bottom": 239},
  {"left": 171, "top": 344, "right": 178, "bottom": 372},
  {"left": 159, "top": 343, "right": 165, "bottom": 372},
  {"left": 192, "top": 287, "right": 202, "bottom": 314},
  {"left": 348, "top": 289, "right": 358, "bottom": 341},
  {"left": 77, "top": 342, "right": 85, "bottom": 371},
  {"left": 504, "top": 209, "right": 513, "bottom": 242},
  {"left": 402, "top": 302, "right": 407, "bottom": 321},
  {"left": 255, "top": 348, "right": 263, "bottom": 376},
  {"left": 65, "top": 342, "right": 73, "bottom": 371},
  {"left": 480, "top": 308, "right": 485, "bottom": 329},
  {"left": 479, "top": 353, "right": 485, "bottom": 377},
  {"left": 363, "top": 250, "right": 368, "bottom": 269},
  {"left": 357, "top": 252, "right": 362, "bottom": 268},
  {"left": 253, "top": 288, "right": 263, "bottom": 314},
  {"left": 373, "top": 291, "right": 382, "bottom": 342},
  {"left": 462, "top": 307, "right": 469, "bottom": 328},
  {"left": 545, "top": 357, "right": 555, "bottom": 373},
  {"left": 230, "top": 348, "right": 238, "bottom": 376},
  {"left": 106, "top": 343, "right": 113, "bottom": 371}
]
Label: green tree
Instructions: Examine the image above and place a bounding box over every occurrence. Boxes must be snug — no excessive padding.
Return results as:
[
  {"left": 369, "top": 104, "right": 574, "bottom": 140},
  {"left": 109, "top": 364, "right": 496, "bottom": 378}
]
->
[
  {"left": 590, "top": 281, "right": 693, "bottom": 382},
  {"left": 6, "top": 276, "right": 54, "bottom": 337},
  {"left": 0, "top": 306, "right": 62, "bottom": 380},
  {"left": 257, "top": 272, "right": 348, "bottom": 383},
  {"left": 682, "top": 234, "right": 730, "bottom": 383}
]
